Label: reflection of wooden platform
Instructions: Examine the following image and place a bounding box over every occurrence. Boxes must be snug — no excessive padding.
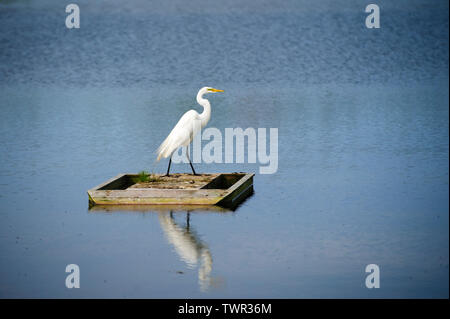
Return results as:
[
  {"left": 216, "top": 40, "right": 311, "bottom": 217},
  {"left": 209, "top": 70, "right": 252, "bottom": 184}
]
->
[
  {"left": 87, "top": 173, "right": 254, "bottom": 208},
  {"left": 88, "top": 204, "right": 231, "bottom": 213}
]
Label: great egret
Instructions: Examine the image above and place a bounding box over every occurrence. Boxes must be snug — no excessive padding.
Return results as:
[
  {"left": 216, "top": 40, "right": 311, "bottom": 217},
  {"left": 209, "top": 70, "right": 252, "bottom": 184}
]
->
[{"left": 156, "top": 87, "right": 224, "bottom": 176}]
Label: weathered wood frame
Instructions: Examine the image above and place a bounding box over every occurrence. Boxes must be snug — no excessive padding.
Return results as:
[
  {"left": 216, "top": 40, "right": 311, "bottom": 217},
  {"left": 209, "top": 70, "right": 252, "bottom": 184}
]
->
[{"left": 87, "top": 173, "right": 254, "bottom": 208}]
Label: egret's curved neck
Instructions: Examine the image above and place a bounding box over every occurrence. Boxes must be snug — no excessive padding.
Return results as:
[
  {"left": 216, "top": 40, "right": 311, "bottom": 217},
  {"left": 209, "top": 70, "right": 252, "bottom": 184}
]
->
[{"left": 196, "top": 91, "right": 211, "bottom": 127}]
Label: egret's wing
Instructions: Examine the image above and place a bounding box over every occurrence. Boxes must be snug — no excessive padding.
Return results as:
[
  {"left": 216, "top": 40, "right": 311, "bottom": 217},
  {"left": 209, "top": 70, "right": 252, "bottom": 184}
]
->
[{"left": 156, "top": 110, "right": 199, "bottom": 161}]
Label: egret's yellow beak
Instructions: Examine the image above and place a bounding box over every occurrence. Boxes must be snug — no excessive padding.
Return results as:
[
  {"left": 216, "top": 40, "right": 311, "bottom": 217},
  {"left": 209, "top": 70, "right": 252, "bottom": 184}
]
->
[{"left": 208, "top": 88, "right": 224, "bottom": 92}]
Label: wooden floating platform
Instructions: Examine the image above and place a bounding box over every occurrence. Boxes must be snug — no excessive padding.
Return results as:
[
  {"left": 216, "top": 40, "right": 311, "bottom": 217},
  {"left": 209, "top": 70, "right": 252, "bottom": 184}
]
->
[{"left": 87, "top": 172, "right": 254, "bottom": 209}]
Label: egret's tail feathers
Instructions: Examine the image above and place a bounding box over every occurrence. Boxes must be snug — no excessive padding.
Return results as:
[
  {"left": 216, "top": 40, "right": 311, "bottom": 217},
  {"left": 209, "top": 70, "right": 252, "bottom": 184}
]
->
[
  {"left": 156, "top": 135, "right": 175, "bottom": 162},
  {"left": 157, "top": 123, "right": 191, "bottom": 162}
]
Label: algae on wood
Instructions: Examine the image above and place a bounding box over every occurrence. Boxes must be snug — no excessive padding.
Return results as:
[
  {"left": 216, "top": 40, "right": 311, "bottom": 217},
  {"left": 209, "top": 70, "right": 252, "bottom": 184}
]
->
[{"left": 129, "top": 173, "right": 220, "bottom": 190}]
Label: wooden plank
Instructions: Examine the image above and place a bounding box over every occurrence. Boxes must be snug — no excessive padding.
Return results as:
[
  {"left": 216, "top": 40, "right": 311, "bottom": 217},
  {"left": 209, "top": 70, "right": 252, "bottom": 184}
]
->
[
  {"left": 88, "top": 173, "right": 127, "bottom": 192},
  {"left": 89, "top": 188, "right": 227, "bottom": 199},
  {"left": 218, "top": 174, "right": 254, "bottom": 207}
]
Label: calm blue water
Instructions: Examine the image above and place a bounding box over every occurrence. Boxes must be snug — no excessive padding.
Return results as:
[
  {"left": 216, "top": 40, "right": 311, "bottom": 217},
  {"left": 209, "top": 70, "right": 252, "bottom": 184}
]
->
[{"left": 0, "top": 0, "right": 448, "bottom": 298}]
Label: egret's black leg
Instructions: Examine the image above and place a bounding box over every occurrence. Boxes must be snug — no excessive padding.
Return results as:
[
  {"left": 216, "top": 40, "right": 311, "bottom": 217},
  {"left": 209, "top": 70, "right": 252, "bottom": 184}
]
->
[
  {"left": 186, "top": 212, "right": 190, "bottom": 231},
  {"left": 189, "top": 161, "right": 197, "bottom": 175},
  {"left": 165, "top": 157, "right": 172, "bottom": 176},
  {"left": 186, "top": 147, "right": 197, "bottom": 175}
]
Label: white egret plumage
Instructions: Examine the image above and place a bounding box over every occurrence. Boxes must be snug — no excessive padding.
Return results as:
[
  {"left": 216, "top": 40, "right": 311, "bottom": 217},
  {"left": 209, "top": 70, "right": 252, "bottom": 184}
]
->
[{"left": 156, "top": 87, "right": 224, "bottom": 176}]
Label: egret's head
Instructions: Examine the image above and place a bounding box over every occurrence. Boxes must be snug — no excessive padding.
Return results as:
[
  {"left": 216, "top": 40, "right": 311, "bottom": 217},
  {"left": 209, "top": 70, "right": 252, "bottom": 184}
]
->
[{"left": 202, "top": 87, "right": 224, "bottom": 94}]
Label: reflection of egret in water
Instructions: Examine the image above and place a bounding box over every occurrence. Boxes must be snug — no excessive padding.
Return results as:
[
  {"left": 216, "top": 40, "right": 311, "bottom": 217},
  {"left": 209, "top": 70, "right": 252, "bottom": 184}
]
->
[{"left": 158, "top": 211, "right": 218, "bottom": 292}]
